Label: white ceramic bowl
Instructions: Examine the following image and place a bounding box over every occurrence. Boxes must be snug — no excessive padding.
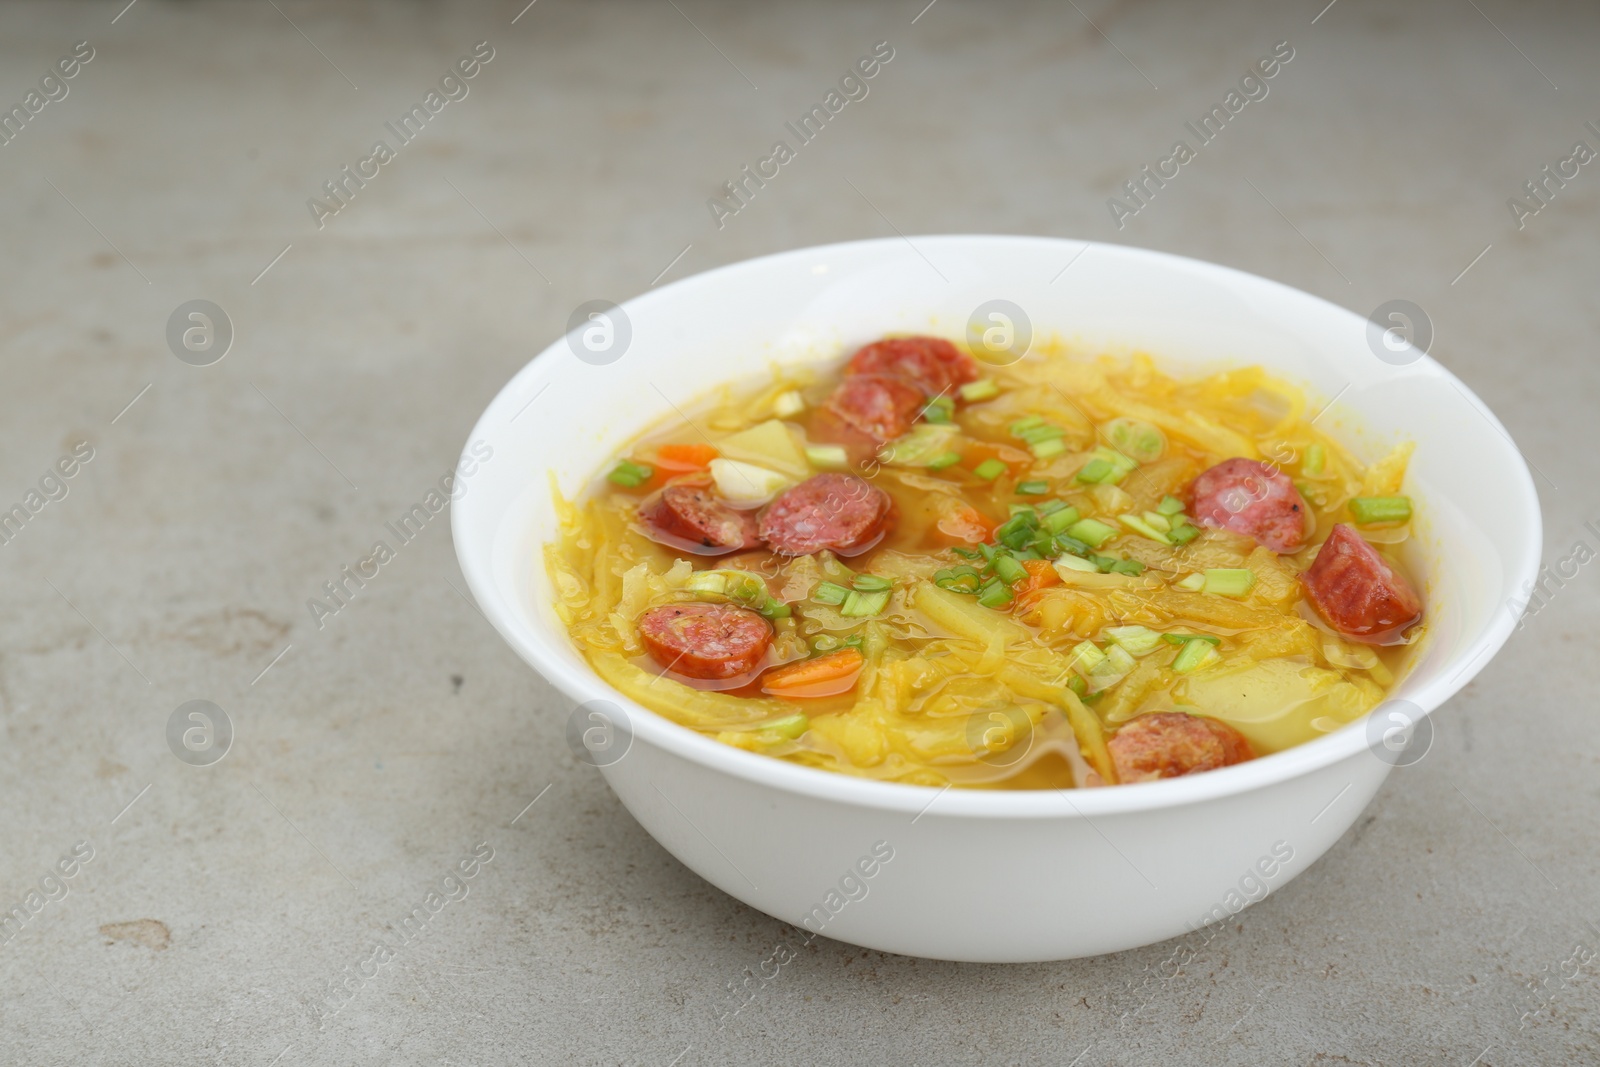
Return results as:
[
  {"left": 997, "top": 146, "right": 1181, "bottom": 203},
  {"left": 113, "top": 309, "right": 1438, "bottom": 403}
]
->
[{"left": 453, "top": 236, "right": 1540, "bottom": 963}]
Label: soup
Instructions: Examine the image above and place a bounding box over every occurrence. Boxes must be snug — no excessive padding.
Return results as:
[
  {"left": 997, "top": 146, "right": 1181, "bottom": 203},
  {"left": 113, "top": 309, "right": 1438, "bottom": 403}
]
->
[{"left": 545, "top": 336, "right": 1425, "bottom": 788}]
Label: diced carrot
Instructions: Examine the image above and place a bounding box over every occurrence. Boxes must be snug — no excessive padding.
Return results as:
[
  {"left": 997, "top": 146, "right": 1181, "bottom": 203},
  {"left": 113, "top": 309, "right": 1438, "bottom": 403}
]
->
[
  {"left": 1012, "top": 558, "right": 1063, "bottom": 613},
  {"left": 761, "top": 648, "right": 864, "bottom": 699},
  {"left": 1014, "top": 558, "right": 1061, "bottom": 598},
  {"left": 655, "top": 443, "right": 719, "bottom": 471}
]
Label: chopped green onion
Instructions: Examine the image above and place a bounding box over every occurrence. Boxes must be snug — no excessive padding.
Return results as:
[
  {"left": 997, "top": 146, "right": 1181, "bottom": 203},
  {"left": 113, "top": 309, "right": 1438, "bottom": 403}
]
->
[
  {"left": 1106, "top": 625, "right": 1163, "bottom": 656},
  {"left": 1172, "top": 638, "right": 1223, "bottom": 673},
  {"left": 992, "top": 555, "right": 1028, "bottom": 585},
  {"left": 950, "top": 546, "right": 983, "bottom": 560},
  {"left": 840, "top": 589, "right": 890, "bottom": 617},
  {"left": 842, "top": 634, "right": 863, "bottom": 648},
  {"left": 1030, "top": 438, "right": 1068, "bottom": 460},
  {"left": 851, "top": 574, "right": 892, "bottom": 592},
  {"left": 959, "top": 378, "right": 999, "bottom": 402},
  {"left": 1141, "top": 510, "right": 1173, "bottom": 534},
  {"left": 1070, "top": 641, "right": 1107, "bottom": 675},
  {"left": 1081, "top": 690, "right": 1105, "bottom": 705},
  {"left": 1008, "top": 503, "right": 1038, "bottom": 517},
  {"left": 812, "top": 581, "right": 851, "bottom": 606},
  {"left": 1016, "top": 424, "right": 1066, "bottom": 444},
  {"left": 1092, "top": 445, "right": 1137, "bottom": 468},
  {"left": 1102, "top": 418, "right": 1166, "bottom": 463},
  {"left": 1162, "top": 633, "right": 1221, "bottom": 646},
  {"left": 1066, "top": 674, "right": 1088, "bottom": 697},
  {"left": 1303, "top": 443, "right": 1326, "bottom": 477},
  {"left": 772, "top": 390, "right": 805, "bottom": 417},
  {"left": 726, "top": 571, "right": 770, "bottom": 601},
  {"left": 1175, "top": 573, "right": 1206, "bottom": 592},
  {"left": 805, "top": 444, "right": 850, "bottom": 470},
  {"left": 1009, "top": 416, "right": 1045, "bottom": 433},
  {"left": 1042, "top": 505, "right": 1081, "bottom": 534},
  {"left": 1168, "top": 521, "right": 1201, "bottom": 545},
  {"left": 1117, "top": 513, "right": 1172, "bottom": 545},
  {"left": 999, "top": 528, "right": 1036, "bottom": 554},
  {"left": 973, "top": 458, "right": 1008, "bottom": 481},
  {"left": 760, "top": 713, "right": 810, "bottom": 739},
  {"left": 685, "top": 572, "right": 728, "bottom": 595},
  {"left": 1156, "top": 495, "right": 1186, "bottom": 517},
  {"left": 1108, "top": 559, "right": 1146, "bottom": 576},
  {"left": 811, "top": 634, "right": 841, "bottom": 652},
  {"left": 1076, "top": 458, "right": 1114, "bottom": 484},
  {"left": 693, "top": 569, "right": 791, "bottom": 618},
  {"left": 1017, "top": 480, "right": 1050, "bottom": 496},
  {"left": 994, "top": 511, "right": 1039, "bottom": 548},
  {"left": 1088, "top": 554, "right": 1118, "bottom": 573},
  {"left": 1037, "top": 499, "right": 1068, "bottom": 516},
  {"left": 607, "top": 459, "right": 654, "bottom": 487},
  {"left": 992, "top": 520, "right": 1030, "bottom": 549},
  {"left": 759, "top": 599, "right": 792, "bottom": 619},
  {"left": 1053, "top": 533, "right": 1091, "bottom": 556},
  {"left": 976, "top": 579, "right": 1014, "bottom": 609},
  {"left": 1013, "top": 547, "right": 1042, "bottom": 561},
  {"left": 1349, "top": 495, "right": 1412, "bottom": 525},
  {"left": 1203, "top": 568, "right": 1256, "bottom": 598},
  {"left": 927, "top": 451, "right": 963, "bottom": 471},
  {"left": 934, "top": 565, "right": 983, "bottom": 593},
  {"left": 1066, "top": 518, "right": 1118, "bottom": 548},
  {"left": 921, "top": 396, "right": 955, "bottom": 424},
  {"left": 1054, "top": 554, "right": 1099, "bottom": 573},
  {"left": 1085, "top": 447, "right": 1138, "bottom": 485}
]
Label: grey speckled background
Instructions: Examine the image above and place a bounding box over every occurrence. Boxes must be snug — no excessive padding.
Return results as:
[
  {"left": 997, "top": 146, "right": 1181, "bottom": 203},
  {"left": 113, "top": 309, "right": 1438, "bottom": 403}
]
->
[{"left": 0, "top": 1, "right": 1596, "bottom": 1064}]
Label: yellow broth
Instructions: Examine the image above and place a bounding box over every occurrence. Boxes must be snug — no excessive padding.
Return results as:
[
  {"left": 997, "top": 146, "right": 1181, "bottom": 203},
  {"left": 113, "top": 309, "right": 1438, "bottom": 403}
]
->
[{"left": 545, "top": 343, "right": 1423, "bottom": 789}]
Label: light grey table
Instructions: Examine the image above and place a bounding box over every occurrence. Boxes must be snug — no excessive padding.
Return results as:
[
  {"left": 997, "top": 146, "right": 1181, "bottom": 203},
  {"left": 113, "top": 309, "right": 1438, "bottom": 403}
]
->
[{"left": 1, "top": 1, "right": 1595, "bottom": 1064}]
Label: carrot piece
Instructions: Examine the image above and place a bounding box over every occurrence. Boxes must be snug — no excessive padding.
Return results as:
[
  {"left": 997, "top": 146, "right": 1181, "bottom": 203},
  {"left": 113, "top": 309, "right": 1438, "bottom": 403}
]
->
[
  {"left": 1015, "top": 558, "right": 1061, "bottom": 598},
  {"left": 761, "top": 648, "right": 864, "bottom": 699},
  {"left": 655, "top": 443, "right": 719, "bottom": 471},
  {"left": 1012, "top": 558, "right": 1062, "bottom": 613}
]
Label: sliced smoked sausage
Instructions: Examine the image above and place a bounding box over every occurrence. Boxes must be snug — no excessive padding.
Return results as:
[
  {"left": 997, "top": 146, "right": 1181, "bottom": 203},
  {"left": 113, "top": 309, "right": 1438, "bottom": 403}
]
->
[
  {"left": 758, "top": 473, "right": 894, "bottom": 557},
  {"left": 638, "top": 485, "right": 760, "bottom": 555},
  {"left": 846, "top": 336, "right": 979, "bottom": 396},
  {"left": 1299, "top": 523, "right": 1422, "bottom": 644},
  {"left": 1108, "top": 711, "right": 1254, "bottom": 784},
  {"left": 1189, "top": 457, "right": 1309, "bottom": 553},
  {"left": 822, "top": 374, "right": 926, "bottom": 443},
  {"left": 638, "top": 602, "right": 773, "bottom": 679}
]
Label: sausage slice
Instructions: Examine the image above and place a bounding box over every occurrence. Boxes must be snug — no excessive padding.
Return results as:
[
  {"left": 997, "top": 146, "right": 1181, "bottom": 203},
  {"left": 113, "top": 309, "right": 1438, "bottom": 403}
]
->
[
  {"left": 1299, "top": 523, "right": 1422, "bottom": 644},
  {"left": 1108, "top": 711, "right": 1254, "bottom": 784},
  {"left": 638, "top": 485, "right": 760, "bottom": 555},
  {"left": 1190, "top": 457, "right": 1310, "bottom": 553},
  {"left": 759, "top": 473, "right": 894, "bottom": 557},
  {"left": 638, "top": 602, "right": 773, "bottom": 679},
  {"left": 822, "top": 374, "right": 926, "bottom": 443},
  {"left": 846, "top": 336, "right": 979, "bottom": 396}
]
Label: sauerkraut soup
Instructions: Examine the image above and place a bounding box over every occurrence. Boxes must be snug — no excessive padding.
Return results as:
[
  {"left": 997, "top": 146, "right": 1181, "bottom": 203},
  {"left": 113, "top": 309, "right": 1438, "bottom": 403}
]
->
[{"left": 546, "top": 336, "right": 1425, "bottom": 789}]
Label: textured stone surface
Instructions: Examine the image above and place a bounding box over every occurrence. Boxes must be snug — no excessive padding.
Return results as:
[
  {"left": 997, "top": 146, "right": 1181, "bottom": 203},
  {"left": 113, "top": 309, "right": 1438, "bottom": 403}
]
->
[{"left": 0, "top": 1, "right": 1596, "bottom": 1064}]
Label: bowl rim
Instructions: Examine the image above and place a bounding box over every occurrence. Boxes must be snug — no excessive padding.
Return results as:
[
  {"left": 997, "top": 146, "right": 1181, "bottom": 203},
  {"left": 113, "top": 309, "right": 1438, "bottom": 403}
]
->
[{"left": 453, "top": 234, "right": 1542, "bottom": 819}]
